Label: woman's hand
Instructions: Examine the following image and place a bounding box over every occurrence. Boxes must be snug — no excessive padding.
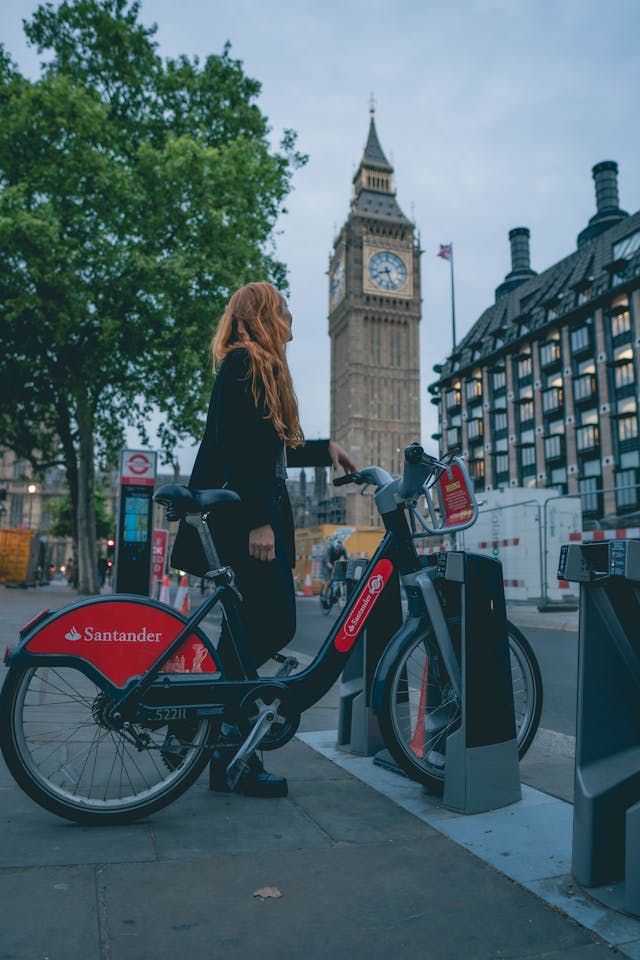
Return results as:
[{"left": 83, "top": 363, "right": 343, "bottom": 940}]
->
[
  {"left": 329, "top": 440, "right": 358, "bottom": 474},
  {"left": 249, "top": 524, "right": 275, "bottom": 563}
]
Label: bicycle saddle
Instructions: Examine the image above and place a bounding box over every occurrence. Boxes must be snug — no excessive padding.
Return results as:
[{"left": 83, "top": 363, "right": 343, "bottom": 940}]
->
[{"left": 154, "top": 483, "right": 240, "bottom": 520}]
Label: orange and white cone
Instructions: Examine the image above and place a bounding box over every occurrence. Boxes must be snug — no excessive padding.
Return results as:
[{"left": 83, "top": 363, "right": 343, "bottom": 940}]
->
[
  {"left": 303, "top": 571, "right": 313, "bottom": 597},
  {"left": 159, "top": 574, "right": 171, "bottom": 606},
  {"left": 174, "top": 573, "right": 190, "bottom": 616}
]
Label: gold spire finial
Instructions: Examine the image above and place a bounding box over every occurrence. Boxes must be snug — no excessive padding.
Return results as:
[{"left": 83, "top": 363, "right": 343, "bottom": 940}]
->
[{"left": 369, "top": 92, "right": 376, "bottom": 117}]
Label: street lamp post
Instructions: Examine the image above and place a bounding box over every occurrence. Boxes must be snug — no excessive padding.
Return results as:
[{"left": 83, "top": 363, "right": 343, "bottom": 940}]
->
[{"left": 27, "top": 483, "right": 37, "bottom": 528}]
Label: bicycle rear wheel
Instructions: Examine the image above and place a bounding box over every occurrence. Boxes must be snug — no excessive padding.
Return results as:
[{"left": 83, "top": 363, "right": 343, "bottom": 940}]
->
[
  {"left": 0, "top": 665, "right": 213, "bottom": 825},
  {"left": 377, "top": 619, "right": 543, "bottom": 793}
]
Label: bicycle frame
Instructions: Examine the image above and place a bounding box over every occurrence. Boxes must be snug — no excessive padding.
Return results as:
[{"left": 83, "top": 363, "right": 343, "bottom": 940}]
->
[{"left": 6, "top": 454, "right": 472, "bottom": 751}]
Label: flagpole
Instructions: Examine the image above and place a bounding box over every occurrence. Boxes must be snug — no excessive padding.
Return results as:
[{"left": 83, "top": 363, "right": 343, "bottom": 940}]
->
[{"left": 449, "top": 242, "right": 457, "bottom": 350}]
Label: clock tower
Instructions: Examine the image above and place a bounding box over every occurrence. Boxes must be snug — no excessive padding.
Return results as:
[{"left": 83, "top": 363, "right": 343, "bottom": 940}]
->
[{"left": 329, "top": 108, "right": 421, "bottom": 526}]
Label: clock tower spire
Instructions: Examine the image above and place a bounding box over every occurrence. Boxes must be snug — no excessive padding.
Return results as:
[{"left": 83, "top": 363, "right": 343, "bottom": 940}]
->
[{"left": 328, "top": 109, "right": 422, "bottom": 527}]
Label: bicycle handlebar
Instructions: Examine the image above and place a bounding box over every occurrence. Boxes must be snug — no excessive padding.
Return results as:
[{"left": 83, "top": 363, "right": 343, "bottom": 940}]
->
[{"left": 333, "top": 444, "right": 456, "bottom": 500}]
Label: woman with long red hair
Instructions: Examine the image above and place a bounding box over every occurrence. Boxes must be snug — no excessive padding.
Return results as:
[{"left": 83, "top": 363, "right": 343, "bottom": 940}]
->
[{"left": 188, "top": 281, "right": 356, "bottom": 797}]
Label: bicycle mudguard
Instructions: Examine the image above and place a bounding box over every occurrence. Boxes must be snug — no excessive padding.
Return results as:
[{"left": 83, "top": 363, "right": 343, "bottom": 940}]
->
[
  {"left": 370, "top": 615, "right": 429, "bottom": 716},
  {"left": 5, "top": 594, "right": 220, "bottom": 688}
]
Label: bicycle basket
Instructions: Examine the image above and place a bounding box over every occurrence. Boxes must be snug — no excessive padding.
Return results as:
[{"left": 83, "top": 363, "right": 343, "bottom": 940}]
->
[{"left": 411, "top": 456, "right": 478, "bottom": 538}]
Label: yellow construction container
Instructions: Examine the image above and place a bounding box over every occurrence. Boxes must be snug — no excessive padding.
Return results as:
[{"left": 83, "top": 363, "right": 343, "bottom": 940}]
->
[
  {"left": 294, "top": 524, "right": 383, "bottom": 594},
  {"left": 0, "top": 528, "right": 39, "bottom": 587}
]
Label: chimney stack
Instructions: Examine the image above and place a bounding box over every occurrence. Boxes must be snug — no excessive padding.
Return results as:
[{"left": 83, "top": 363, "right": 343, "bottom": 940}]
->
[
  {"left": 495, "top": 227, "right": 537, "bottom": 299},
  {"left": 509, "top": 227, "right": 532, "bottom": 274},
  {"left": 577, "top": 160, "right": 628, "bottom": 247},
  {"left": 593, "top": 161, "right": 620, "bottom": 214}
]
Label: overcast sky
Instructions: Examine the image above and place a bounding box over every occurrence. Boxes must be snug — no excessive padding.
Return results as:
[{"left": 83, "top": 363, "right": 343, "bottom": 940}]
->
[{"left": 3, "top": 0, "right": 640, "bottom": 473}]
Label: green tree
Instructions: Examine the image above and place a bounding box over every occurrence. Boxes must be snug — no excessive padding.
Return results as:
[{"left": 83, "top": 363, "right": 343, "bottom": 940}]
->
[
  {"left": 0, "top": 0, "right": 306, "bottom": 593},
  {"left": 48, "top": 489, "right": 113, "bottom": 541}
]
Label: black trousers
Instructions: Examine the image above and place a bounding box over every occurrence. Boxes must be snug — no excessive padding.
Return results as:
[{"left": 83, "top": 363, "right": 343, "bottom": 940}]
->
[{"left": 217, "top": 528, "right": 296, "bottom": 681}]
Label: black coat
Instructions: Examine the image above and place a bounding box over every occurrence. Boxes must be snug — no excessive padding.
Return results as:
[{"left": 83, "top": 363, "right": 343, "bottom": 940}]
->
[{"left": 189, "top": 348, "right": 331, "bottom": 567}]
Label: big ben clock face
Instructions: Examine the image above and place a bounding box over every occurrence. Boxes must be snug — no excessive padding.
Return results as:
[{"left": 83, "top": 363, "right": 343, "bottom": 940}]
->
[
  {"left": 330, "top": 259, "right": 344, "bottom": 302},
  {"left": 368, "top": 251, "right": 408, "bottom": 292}
]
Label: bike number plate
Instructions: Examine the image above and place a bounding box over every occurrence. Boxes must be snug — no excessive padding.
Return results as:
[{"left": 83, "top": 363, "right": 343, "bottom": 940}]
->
[{"left": 25, "top": 598, "right": 219, "bottom": 687}]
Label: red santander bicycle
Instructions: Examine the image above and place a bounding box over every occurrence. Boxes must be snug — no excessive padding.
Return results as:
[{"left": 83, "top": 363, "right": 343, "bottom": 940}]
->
[{"left": 0, "top": 444, "right": 542, "bottom": 824}]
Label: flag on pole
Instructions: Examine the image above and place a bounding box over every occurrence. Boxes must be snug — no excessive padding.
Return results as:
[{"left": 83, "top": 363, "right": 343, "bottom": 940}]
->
[{"left": 437, "top": 243, "right": 452, "bottom": 261}]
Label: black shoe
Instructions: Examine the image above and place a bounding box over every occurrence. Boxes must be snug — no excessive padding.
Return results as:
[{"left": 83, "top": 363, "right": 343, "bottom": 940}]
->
[{"left": 235, "top": 754, "right": 288, "bottom": 798}]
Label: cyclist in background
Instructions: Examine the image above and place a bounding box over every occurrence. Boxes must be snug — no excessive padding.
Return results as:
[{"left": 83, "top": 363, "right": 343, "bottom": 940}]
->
[{"left": 320, "top": 537, "right": 349, "bottom": 609}]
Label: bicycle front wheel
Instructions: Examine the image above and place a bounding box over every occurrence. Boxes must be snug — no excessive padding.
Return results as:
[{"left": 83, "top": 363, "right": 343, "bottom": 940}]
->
[
  {"left": 377, "top": 619, "right": 543, "bottom": 793},
  {"left": 0, "top": 665, "right": 213, "bottom": 825}
]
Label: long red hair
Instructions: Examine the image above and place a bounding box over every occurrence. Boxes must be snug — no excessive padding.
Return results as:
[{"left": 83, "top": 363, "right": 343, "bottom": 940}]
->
[{"left": 211, "top": 282, "right": 304, "bottom": 447}]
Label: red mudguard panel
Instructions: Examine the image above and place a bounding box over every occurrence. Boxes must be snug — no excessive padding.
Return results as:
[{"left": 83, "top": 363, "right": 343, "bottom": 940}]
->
[
  {"left": 25, "top": 598, "right": 218, "bottom": 687},
  {"left": 334, "top": 559, "right": 394, "bottom": 653}
]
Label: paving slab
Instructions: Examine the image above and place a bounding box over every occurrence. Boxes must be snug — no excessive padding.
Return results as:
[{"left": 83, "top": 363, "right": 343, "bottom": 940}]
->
[
  {"left": 99, "top": 842, "right": 607, "bottom": 960},
  {"left": 2, "top": 865, "right": 100, "bottom": 960},
  {"left": 0, "top": 783, "right": 156, "bottom": 868}
]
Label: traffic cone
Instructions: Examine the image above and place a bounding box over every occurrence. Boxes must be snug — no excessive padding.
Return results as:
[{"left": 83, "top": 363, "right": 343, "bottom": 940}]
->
[
  {"left": 303, "top": 571, "right": 313, "bottom": 597},
  {"left": 174, "top": 573, "right": 190, "bottom": 615},
  {"left": 159, "top": 574, "right": 170, "bottom": 606}
]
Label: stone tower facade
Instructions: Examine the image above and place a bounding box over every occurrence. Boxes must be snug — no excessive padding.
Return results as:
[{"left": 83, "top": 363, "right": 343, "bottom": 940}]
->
[{"left": 328, "top": 110, "right": 421, "bottom": 526}]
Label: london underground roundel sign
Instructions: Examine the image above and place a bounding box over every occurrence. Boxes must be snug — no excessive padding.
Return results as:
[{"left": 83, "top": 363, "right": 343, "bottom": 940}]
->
[{"left": 120, "top": 450, "right": 157, "bottom": 486}]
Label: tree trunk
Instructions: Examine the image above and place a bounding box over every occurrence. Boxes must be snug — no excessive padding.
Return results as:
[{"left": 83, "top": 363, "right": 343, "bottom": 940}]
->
[
  {"left": 57, "top": 395, "right": 80, "bottom": 590},
  {"left": 76, "top": 395, "right": 99, "bottom": 595}
]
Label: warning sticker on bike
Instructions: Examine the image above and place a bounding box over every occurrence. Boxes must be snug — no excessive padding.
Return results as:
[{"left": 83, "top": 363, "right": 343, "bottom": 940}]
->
[
  {"left": 333, "top": 558, "right": 394, "bottom": 652},
  {"left": 437, "top": 462, "right": 475, "bottom": 528}
]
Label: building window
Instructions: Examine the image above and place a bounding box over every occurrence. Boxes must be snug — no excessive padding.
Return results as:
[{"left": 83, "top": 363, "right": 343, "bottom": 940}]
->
[
  {"left": 495, "top": 453, "right": 509, "bottom": 476},
  {"left": 540, "top": 340, "right": 561, "bottom": 367},
  {"left": 465, "top": 378, "right": 482, "bottom": 402},
  {"left": 610, "top": 308, "right": 631, "bottom": 339},
  {"left": 617, "top": 415, "right": 638, "bottom": 443},
  {"left": 493, "top": 412, "right": 508, "bottom": 433},
  {"left": 542, "top": 387, "right": 563, "bottom": 413},
  {"left": 574, "top": 374, "right": 596, "bottom": 403},
  {"left": 579, "top": 477, "right": 600, "bottom": 515},
  {"left": 576, "top": 424, "right": 599, "bottom": 452},
  {"left": 613, "top": 229, "right": 640, "bottom": 260},
  {"left": 520, "top": 446, "right": 536, "bottom": 468},
  {"left": 492, "top": 394, "right": 507, "bottom": 411},
  {"left": 446, "top": 427, "right": 461, "bottom": 448},
  {"left": 549, "top": 467, "right": 568, "bottom": 494},
  {"left": 519, "top": 400, "right": 534, "bottom": 424},
  {"left": 10, "top": 494, "right": 23, "bottom": 526},
  {"left": 467, "top": 418, "right": 483, "bottom": 442},
  {"left": 445, "top": 387, "right": 461, "bottom": 410},
  {"left": 614, "top": 360, "right": 634, "bottom": 390},
  {"left": 517, "top": 356, "right": 532, "bottom": 380},
  {"left": 544, "top": 435, "right": 563, "bottom": 461},
  {"left": 616, "top": 470, "right": 639, "bottom": 510},
  {"left": 492, "top": 369, "right": 506, "bottom": 391},
  {"left": 570, "top": 325, "right": 591, "bottom": 354}
]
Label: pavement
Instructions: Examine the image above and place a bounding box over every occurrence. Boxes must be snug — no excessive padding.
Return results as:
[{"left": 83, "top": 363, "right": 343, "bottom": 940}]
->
[{"left": 1, "top": 581, "right": 639, "bottom": 960}]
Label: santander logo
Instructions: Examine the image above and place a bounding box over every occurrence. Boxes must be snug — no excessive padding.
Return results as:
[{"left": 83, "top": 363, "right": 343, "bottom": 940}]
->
[
  {"left": 64, "top": 624, "right": 162, "bottom": 644},
  {"left": 334, "top": 559, "right": 393, "bottom": 653}
]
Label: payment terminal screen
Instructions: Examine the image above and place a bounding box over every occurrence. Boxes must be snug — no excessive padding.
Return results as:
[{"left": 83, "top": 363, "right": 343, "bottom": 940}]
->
[{"left": 123, "top": 491, "right": 149, "bottom": 543}]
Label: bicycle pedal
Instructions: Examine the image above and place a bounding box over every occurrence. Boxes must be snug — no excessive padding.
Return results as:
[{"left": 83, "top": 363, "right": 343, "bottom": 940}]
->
[{"left": 226, "top": 756, "right": 250, "bottom": 790}]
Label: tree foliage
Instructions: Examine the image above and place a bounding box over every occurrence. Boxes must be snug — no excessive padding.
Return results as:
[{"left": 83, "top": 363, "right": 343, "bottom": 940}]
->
[{"left": 0, "top": 0, "right": 306, "bottom": 592}]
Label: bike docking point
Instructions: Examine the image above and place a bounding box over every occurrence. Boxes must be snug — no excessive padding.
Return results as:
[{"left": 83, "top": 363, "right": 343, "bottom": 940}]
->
[
  {"left": 559, "top": 539, "right": 640, "bottom": 918},
  {"left": 435, "top": 551, "right": 521, "bottom": 815}
]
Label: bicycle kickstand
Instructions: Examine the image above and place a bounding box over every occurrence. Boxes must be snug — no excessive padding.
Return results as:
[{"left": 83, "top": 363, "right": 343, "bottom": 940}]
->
[{"left": 225, "top": 698, "right": 285, "bottom": 790}]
